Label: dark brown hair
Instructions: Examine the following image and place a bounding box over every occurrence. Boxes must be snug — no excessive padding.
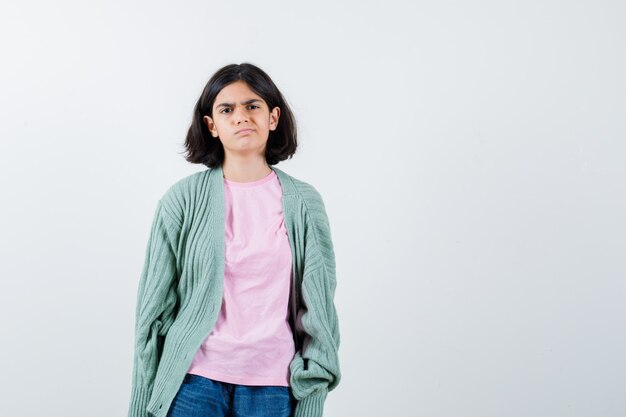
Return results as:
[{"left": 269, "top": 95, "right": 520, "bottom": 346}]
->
[{"left": 182, "top": 63, "right": 298, "bottom": 168}]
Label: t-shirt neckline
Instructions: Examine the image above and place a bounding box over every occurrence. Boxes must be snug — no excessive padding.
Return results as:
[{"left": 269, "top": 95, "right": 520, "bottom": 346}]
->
[{"left": 223, "top": 169, "right": 275, "bottom": 188}]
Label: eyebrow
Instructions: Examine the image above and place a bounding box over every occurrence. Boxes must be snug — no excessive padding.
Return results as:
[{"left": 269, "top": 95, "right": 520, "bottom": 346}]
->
[{"left": 215, "top": 99, "right": 263, "bottom": 108}]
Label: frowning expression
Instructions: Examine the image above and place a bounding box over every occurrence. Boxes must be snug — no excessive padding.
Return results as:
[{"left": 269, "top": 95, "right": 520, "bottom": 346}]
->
[{"left": 204, "top": 80, "right": 280, "bottom": 158}]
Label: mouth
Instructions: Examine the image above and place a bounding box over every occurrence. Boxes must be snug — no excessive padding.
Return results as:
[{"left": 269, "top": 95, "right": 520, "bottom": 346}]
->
[{"left": 236, "top": 128, "right": 254, "bottom": 134}]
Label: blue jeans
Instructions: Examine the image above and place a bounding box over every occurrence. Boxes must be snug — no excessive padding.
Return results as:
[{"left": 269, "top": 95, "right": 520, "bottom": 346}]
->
[{"left": 162, "top": 373, "right": 296, "bottom": 417}]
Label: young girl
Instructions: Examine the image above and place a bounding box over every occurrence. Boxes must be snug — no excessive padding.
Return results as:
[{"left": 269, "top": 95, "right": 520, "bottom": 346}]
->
[{"left": 127, "top": 63, "right": 341, "bottom": 417}]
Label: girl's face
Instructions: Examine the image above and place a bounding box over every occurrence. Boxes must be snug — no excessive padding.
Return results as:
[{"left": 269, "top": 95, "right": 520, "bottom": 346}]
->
[{"left": 204, "top": 80, "right": 280, "bottom": 160}]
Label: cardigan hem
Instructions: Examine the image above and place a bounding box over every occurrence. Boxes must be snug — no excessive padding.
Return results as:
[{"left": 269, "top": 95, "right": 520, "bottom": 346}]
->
[{"left": 295, "top": 388, "right": 328, "bottom": 417}]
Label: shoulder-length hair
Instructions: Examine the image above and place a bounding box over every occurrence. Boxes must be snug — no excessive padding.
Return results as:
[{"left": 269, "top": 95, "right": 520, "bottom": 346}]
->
[{"left": 183, "top": 63, "right": 298, "bottom": 168}]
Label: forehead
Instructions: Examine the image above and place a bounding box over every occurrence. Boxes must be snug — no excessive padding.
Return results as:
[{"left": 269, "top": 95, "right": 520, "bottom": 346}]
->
[{"left": 214, "top": 80, "right": 264, "bottom": 104}]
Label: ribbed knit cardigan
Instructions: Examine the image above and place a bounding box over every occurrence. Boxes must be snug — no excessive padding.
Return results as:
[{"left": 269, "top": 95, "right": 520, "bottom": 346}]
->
[{"left": 127, "top": 164, "right": 341, "bottom": 417}]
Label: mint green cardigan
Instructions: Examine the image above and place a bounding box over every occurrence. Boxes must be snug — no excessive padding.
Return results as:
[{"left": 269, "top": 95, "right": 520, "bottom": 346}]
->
[{"left": 128, "top": 164, "right": 341, "bottom": 417}]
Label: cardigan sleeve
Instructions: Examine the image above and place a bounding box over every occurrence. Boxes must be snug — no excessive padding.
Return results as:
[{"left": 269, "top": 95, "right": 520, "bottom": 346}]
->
[
  {"left": 290, "top": 188, "right": 341, "bottom": 417},
  {"left": 128, "top": 199, "right": 181, "bottom": 417}
]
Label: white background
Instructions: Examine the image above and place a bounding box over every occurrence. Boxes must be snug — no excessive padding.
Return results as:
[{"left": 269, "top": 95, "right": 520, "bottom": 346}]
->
[{"left": 1, "top": 1, "right": 624, "bottom": 416}]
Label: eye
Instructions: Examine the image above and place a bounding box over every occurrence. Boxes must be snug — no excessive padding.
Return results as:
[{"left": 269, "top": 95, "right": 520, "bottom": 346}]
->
[
  {"left": 248, "top": 104, "right": 259, "bottom": 109},
  {"left": 220, "top": 108, "right": 231, "bottom": 114}
]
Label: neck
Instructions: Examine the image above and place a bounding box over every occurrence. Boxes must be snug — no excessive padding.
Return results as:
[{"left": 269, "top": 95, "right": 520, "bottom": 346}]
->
[{"left": 221, "top": 155, "right": 272, "bottom": 183}]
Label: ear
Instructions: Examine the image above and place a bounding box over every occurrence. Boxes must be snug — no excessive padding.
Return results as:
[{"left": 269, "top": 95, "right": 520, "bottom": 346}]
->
[
  {"left": 269, "top": 107, "right": 281, "bottom": 131},
  {"left": 203, "top": 115, "right": 219, "bottom": 137}
]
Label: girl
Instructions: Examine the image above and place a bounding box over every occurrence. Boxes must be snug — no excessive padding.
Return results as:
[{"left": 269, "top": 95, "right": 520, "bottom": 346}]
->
[{"left": 127, "top": 63, "right": 341, "bottom": 417}]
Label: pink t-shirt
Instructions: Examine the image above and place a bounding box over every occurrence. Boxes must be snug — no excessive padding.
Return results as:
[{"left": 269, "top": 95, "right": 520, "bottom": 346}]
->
[{"left": 187, "top": 169, "right": 295, "bottom": 386}]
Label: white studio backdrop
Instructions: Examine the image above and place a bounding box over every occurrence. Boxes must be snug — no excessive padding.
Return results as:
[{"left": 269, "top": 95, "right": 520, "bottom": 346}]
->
[{"left": 1, "top": 1, "right": 624, "bottom": 416}]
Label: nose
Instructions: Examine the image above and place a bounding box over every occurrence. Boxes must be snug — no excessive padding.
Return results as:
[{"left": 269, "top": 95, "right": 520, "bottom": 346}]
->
[{"left": 233, "top": 106, "right": 249, "bottom": 124}]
